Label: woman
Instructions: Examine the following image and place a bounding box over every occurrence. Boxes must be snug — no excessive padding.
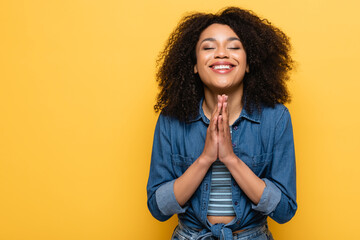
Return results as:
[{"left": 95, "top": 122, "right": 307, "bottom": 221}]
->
[{"left": 147, "top": 7, "right": 297, "bottom": 240}]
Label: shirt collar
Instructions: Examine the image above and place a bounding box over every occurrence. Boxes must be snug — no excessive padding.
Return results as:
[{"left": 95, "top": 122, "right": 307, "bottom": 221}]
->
[{"left": 188, "top": 97, "right": 261, "bottom": 124}]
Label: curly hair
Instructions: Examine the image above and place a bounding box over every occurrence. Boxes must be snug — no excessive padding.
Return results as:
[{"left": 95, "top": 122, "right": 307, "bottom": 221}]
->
[{"left": 154, "top": 7, "right": 294, "bottom": 122}]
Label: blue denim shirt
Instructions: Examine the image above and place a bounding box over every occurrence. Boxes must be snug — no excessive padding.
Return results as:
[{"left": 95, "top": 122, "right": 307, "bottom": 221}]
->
[{"left": 147, "top": 99, "right": 297, "bottom": 237}]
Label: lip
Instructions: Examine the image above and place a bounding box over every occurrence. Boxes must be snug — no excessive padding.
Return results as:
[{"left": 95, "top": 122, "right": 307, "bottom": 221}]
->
[{"left": 209, "top": 61, "right": 236, "bottom": 74}]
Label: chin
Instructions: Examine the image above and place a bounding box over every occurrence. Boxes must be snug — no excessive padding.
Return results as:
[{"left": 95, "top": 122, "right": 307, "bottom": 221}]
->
[
  {"left": 207, "top": 84, "right": 233, "bottom": 93},
  {"left": 216, "top": 81, "right": 244, "bottom": 93}
]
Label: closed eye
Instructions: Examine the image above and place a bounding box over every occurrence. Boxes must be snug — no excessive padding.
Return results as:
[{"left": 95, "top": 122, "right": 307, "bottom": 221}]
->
[{"left": 203, "top": 47, "right": 215, "bottom": 50}]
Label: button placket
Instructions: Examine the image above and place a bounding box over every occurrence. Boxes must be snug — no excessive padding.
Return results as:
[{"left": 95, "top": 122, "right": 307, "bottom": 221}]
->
[{"left": 231, "top": 126, "right": 237, "bottom": 148}]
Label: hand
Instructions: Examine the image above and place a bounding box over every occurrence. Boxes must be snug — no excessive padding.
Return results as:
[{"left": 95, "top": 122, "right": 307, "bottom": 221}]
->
[
  {"left": 217, "top": 95, "right": 237, "bottom": 164},
  {"left": 200, "top": 99, "right": 221, "bottom": 165},
  {"left": 200, "top": 95, "right": 236, "bottom": 166}
]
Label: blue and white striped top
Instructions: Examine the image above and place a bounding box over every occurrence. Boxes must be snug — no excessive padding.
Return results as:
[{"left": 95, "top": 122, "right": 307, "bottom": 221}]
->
[{"left": 207, "top": 159, "right": 235, "bottom": 216}]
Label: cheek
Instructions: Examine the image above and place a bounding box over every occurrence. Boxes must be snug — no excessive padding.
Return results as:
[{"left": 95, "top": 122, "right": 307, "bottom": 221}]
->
[
  {"left": 197, "top": 51, "right": 213, "bottom": 63},
  {"left": 196, "top": 55, "right": 202, "bottom": 66},
  {"left": 195, "top": 59, "right": 206, "bottom": 73},
  {"left": 234, "top": 52, "right": 247, "bottom": 62}
]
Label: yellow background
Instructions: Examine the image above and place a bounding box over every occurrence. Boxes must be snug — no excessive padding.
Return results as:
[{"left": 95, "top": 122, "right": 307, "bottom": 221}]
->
[{"left": 1, "top": 0, "right": 359, "bottom": 239}]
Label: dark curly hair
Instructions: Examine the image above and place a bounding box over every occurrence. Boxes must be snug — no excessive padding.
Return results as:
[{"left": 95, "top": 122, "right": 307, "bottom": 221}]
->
[{"left": 154, "top": 7, "right": 294, "bottom": 122}]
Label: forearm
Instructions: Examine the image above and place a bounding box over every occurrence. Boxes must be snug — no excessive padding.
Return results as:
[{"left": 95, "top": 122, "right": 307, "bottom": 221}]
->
[
  {"left": 174, "top": 155, "right": 212, "bottom": 206},
  {"left": 224, "top": 155, "right": 265, "bottom": 205}
]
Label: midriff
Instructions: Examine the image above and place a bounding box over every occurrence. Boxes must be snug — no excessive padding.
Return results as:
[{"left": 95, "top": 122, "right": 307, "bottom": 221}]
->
[
  {"left": 207, "top": 215, "right": 235, "bottom": 225},
  {"left": 207, "top": 216, "right": 246, "bottom": 234}
]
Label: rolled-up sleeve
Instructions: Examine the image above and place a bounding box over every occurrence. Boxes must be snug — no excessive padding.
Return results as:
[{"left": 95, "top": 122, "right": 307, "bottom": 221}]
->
[
  {"left": 252, "top": 107, "right": 297, "bottom": 223},
  {"left": 156, "top": 180, "right": 188, "bottom": 215},
  {"left": 147, "top": 114, "right": 187, "bottom": 221},
  {"left": 251, "top": 178, "right": 281, "bottom": 214}
]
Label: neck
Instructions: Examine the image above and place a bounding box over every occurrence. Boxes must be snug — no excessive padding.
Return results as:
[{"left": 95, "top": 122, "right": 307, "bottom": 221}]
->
[{"left": 202, "top": 86, "right": 243, "bottom": 125}]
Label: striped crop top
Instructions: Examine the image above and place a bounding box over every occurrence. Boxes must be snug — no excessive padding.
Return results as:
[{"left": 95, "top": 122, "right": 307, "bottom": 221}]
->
[{"left": 207, "top": 159, "right": 236, "bottom": 216}]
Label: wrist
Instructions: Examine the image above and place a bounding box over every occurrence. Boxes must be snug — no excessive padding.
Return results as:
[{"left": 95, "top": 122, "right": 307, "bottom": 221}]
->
[
  {"left": 221, "top": 153, "right": 240, "bottom": 167},
  {"left": 198, "top": 154, "right": 215, "bottom": 168}
]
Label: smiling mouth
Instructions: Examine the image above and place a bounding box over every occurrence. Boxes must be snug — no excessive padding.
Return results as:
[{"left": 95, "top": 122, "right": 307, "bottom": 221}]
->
[{"left": 210, "top": 64, "right": 234, "bottom": 70}]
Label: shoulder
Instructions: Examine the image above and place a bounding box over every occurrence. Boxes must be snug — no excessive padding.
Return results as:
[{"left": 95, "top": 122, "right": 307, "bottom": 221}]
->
[
  {"left": 157, "top": 112, "right": 181, "bottom": 125},
  {"left": 260, "top": 104, "right": 290, "bottom": 122},
  {"left": 155, "top": 112, "right": 186, "bottom": 133},
  {"left": 257, "top": 104, "right": 292, "bottom": 134},
  {"left": 261, "top": 104, "right": 294, "bottom": 143},
  {"left": 261, "top": 103, "right": 288, "bottom": 115},
  {"left": 158, "top": 111, "right": 198, "bottom": 126}
]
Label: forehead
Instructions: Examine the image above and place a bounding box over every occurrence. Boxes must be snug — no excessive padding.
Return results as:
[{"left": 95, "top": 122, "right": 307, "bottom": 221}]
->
[{"left": 198, "top": 23, "right": 239, "bottom": 41}]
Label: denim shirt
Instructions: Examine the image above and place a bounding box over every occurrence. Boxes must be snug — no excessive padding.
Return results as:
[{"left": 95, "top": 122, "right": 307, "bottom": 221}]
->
[{"left": 147, "top": 100, "right": 297, "bottom": 237}]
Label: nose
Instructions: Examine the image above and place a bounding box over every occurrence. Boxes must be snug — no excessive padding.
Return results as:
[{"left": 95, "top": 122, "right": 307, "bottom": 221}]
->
[{"left": 214, "top": 46, "right": 229, "bottom": 58}]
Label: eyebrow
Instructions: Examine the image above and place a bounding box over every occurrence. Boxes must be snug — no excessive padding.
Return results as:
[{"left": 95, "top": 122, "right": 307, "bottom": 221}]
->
[{"left": 200, "top": 37, "right": 241, "bottom": 44}]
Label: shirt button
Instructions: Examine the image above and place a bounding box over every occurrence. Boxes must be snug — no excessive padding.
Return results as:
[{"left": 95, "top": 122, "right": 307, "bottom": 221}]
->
[
  {"left": 232, "top": 143, "right": 236, "bottom": 147},
  {"left": 236, "top": 220, "right": 241, "bottom": 224},
  {"left": 233, "top": 126, "right": 238, "bottom": 130},
  {"left": 234, "top": 201, "right": 238, "bottom": 205}
]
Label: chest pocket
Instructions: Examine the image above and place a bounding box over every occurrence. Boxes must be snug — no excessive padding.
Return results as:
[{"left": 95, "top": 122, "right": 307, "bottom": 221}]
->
[
  {"left": 171, "top": 154, "right": 194, "bottom": 178},
  {"left": 238, "top": 152, "right": 273, "bottom": 175}
]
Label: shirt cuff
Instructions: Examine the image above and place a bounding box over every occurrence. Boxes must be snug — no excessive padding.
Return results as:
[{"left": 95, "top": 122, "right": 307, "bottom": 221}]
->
[
  {"left": 155, "top": 179, "right": 188, "bottom": 216},
  {"left": 251, "top": 178, "right": 281, "bottom": 215}
]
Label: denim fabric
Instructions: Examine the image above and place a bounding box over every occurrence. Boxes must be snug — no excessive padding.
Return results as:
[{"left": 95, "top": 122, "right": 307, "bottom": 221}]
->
[
  {"left": 147, "top": 99, "right": 297, "bottom": 237},
  {"left": 172, "top": 220, "right": 274, "bottom": 240}
]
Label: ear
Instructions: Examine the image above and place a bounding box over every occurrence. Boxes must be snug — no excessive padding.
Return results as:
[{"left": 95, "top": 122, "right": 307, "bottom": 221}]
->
[
  {"left": 194, "top": 64, "right": 198, "bottom": 74},
  {"left": 246, "top": 64, "right": 249, "bottom": 73}
]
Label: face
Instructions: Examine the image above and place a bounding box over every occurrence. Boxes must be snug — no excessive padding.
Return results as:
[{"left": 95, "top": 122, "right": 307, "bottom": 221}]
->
[{"left": 194, "top": 24, "right": 249, "bottom": 92}]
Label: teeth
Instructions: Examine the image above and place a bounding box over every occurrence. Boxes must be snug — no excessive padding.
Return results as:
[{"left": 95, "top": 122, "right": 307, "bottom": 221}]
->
[{"left": 213, "top": 65, "right": 231, "bottom": 70}]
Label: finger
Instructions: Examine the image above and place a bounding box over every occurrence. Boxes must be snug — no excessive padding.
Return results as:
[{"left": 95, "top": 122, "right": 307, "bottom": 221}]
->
[
  {"left": 218, "top": 115, "right": 224, "bottom": 131},
  {"left": 210, "top": 116, "right": 217, "bottom": 133},
  {"left": 221, "top": 100, "right": 226, "bottom": 116},
  {"left": 221, "top": 102, "right": 230, "bottom": 135},
  {"left": 222, "top": 102, "right": 230, "bottom": 142},
  {"left": 218, "top": 115, "right": 224, "bottom": 136},
  {"left": 220, "top": 95, "right": 228, "bottom": 113},
  {"left": 212, "top": 98, "right": 221, "bottom": 116},
  {"left": 222, "top": 102, "right": 229, "bottom": 122},
  {"left": 217, "top": 95, "right": 223, "bottom": 115},
  {"left": 215, "top": 101, "right": 222, "bottom": 117},
  {"left": 217, "top": 94, "right": 223, "bottom": 105},
  {"left": 209, "top": 102, "right": 221, "bottom": 132},
  {"left": 222, "top": 94, "right": 227, "bottom": 104},
  {"left": 218, "top": 94, "right": 222, "bottom": 104},
  {"left": 220, "top": 94, "right": 226, "bottom": 105}
]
